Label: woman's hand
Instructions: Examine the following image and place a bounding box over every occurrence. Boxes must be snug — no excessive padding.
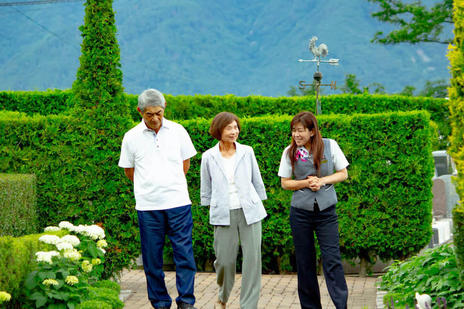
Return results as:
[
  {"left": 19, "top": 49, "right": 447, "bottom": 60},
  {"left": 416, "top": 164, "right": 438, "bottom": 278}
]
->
[
  {"left": 307, "top": 168, "right": 348, "bottom": 191},
  {"left": 307, "top": 176, "right": 323, "bottom": 191}
]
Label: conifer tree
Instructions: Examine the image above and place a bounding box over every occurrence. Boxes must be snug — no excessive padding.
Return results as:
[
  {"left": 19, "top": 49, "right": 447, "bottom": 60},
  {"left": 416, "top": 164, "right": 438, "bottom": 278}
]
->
[
  {"left": 70, "top": 0, "right": 134, "bottom": 278},
  {"left": 72, "top": 0, "right": 125, "bottom": 113}
]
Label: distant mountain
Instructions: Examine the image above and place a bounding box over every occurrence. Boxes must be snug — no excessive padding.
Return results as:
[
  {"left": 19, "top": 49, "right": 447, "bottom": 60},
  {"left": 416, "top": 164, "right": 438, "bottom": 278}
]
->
[{"left": 0, "top": 0, "right": 452, "bottom": 96}]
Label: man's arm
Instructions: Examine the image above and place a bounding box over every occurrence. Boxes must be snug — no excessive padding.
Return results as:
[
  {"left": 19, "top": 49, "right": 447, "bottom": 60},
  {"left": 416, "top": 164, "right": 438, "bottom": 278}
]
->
[
  {"left": 183, "top": 159, "right": 191, "bottom": 175},
  {"left": 124, "top": 168, "right": 134, "bottom": 182}
]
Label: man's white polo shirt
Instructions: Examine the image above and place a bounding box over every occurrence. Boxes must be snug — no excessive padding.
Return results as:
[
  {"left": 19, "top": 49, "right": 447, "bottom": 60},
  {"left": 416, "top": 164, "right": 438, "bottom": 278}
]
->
[{"left": 118, "top": 118, "right": 197, "bottom": 211}]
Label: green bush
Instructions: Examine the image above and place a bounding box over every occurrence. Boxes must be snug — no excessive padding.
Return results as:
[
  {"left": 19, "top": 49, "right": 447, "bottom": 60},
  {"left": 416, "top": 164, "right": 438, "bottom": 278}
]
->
[
  {"left": 90, "top": 280, "right": 120, "bottom": 294},
  {"left": 0, "top": 230, "right": 67, "bottom": 306},
  {"left": 0, "top": 173, "right": 38, "bottom": 237},
  {"left": 379, "top": 243, "right": 464, "bottom": 308},
  {"left": 448, "top": 0, "right": 464, "bottom": 279},
  {"left": 185, "top": 111, "right": 434, "bottom": 271},
  {"left": 0, "top": 91, "right": 449, "bottom": 149},
  {"left": 0, "top": 110, "right": 434, "bottom": 274},
  {"left": 76, "top": 300, "right": 112, "bottom": 309},
  {"left": 84, "top": 287, "right": 123, "bottom": 309},
  {"left": 0, "top": 89, "right": 72, "bottom": 116}
]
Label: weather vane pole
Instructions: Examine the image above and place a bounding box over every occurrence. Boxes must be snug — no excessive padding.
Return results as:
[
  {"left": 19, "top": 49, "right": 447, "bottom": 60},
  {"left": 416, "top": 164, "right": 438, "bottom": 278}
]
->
[{"left": 298, "top": 36, "right": 339, "bottom": 115}]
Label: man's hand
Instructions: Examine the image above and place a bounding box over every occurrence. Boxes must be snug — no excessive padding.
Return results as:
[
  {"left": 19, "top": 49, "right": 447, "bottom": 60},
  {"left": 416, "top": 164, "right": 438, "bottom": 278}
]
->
[{"left": 124, "top": 168, "right": 134, "bottom": 182}]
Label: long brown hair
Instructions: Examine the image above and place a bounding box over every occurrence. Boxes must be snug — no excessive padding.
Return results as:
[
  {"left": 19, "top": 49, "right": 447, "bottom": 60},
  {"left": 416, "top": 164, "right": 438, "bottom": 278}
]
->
[{"left": 288, "top": 111, "right": 324, "bottom": 175}]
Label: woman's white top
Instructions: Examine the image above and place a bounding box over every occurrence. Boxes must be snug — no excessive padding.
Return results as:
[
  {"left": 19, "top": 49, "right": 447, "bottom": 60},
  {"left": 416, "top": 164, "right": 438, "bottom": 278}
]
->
[{"left": 221, "top": 154, "right": 242, "bottom": 209}]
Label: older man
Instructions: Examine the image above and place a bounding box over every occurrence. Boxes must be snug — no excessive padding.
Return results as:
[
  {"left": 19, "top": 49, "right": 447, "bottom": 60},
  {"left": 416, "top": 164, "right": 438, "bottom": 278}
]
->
[{"left": 119, "top": 89, "right": 197, "bottom": 309}]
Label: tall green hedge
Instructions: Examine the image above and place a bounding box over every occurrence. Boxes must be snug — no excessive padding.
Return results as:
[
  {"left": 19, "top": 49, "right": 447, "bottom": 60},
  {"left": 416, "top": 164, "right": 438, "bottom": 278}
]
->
[
  {"left": 0, "top": 110, "right": 434, "bottom": 275},
  {"left": 448, "top": 0, "right": 464, "bottom": 278},
  {"left": 0, "top": 173, "right": 38, "bottom": 237},
  {"left": 0, "top": 91, "right": 449, "bottom": 149}
]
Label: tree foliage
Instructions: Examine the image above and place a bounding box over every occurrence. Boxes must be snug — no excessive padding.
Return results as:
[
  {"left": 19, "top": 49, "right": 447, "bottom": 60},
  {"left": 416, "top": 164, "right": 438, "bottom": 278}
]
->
[
  {"left": 368, "top": 0, "right": 453, "bottom": 44},
  {"left": 69, "top": 0, "right": 132, "bottom": 278},
  {"left": 72, "top": 0, "right": 125, "bottom": 112},
  {"left": 447, "top": 0, "right": 464, "bottom": 278}
]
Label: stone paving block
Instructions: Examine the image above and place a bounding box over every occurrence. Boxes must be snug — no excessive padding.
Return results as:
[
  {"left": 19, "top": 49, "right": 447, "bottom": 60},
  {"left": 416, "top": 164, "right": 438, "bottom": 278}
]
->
[{"left": 120, "top": 271, "right": 378, "bottom": 309}]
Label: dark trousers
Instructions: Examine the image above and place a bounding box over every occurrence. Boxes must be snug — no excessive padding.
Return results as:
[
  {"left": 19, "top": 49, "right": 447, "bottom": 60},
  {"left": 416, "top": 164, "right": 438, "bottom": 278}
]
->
[
  {"left": 290, "top": 205, "right": 348, "bottom": 309},
  {"left": 137, "top": 205, "right": 196, "bottom": 309}
]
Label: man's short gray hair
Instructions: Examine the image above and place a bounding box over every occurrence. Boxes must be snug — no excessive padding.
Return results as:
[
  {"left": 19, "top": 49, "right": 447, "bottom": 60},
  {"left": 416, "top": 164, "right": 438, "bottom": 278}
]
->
[{"left": 138, "top": 89, "right": 166, "bottom": 112}]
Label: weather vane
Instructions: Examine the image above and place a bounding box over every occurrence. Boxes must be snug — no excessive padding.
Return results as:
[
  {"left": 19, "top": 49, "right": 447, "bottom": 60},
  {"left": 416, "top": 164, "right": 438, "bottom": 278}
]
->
[{"left": 298, "top": 36, "right": 339, "bottom": 114}]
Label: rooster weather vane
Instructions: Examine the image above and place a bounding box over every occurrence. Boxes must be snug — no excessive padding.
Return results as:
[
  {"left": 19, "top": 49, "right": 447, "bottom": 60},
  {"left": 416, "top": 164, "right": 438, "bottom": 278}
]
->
[{"left": 298, "top": 36, "right": 339, "bottom": 115}]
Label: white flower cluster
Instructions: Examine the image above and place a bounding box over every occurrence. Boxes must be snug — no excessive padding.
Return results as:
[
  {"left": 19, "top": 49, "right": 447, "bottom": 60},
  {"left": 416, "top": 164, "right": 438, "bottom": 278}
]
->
[
  {"left": 63, "top": 249, "right": 81, "bottom": 261},
  {"left": 60, "top": 235, "right": 80, "bottom": 247},
  {"left": 36, "top": 251, "right": 60, "bottom": 264},
  {"left": 39, "top": 234, "right": 81, "bottom": 251},
  {"left": 0, "top": 291, "right": 11, "bottom": 303},
  {"left": 39, "top": 235, "right": 61, "bottom": 245},
  {"left": 37, "top": 221, "right": 107, "bottom": 265},
  {"left": 56, "top": 242, "right": 73, "bottom": 251},
  {"left": 58, "top": 221, "right": 74, "bottom": 230},
  {"left": 56, "top": 221, "right": 106, "bottom": 240},
  {"left": 44, "top": 226, "right": 60, "bottom": 232},
  {"left": 80, "top": 225, "right": 105, "bottom": 240}
]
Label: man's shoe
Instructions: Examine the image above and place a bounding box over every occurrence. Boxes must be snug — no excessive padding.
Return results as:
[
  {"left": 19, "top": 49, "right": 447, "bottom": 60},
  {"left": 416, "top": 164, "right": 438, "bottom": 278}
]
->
[
  {"left": 214, "top": 299, "right": 226, "bottom": 309},
  {"left": 177, "top": 303, "right": 197, "bottom": 309}
]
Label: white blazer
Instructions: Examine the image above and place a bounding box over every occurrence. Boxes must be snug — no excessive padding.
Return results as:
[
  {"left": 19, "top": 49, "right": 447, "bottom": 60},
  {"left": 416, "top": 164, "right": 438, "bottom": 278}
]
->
[{"left": 200, "top": 142, "right": 267, "bottom": 225}]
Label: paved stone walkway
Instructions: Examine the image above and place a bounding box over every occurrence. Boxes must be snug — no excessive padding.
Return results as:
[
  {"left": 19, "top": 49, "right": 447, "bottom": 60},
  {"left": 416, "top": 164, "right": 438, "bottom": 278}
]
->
[{"left": 120, "top": 270, "right": 379, "bottom": 308}]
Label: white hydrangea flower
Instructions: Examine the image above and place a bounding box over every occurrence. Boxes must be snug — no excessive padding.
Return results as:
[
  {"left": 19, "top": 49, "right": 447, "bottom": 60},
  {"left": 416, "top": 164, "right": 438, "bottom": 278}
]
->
[
  {"left": 71, "top": 224, "right": 86, "bottom": 234},
  {"left": 42, "top": 279, "right": 59, "bottom": 286},
  {"left": 96, "top": 239, "right": 107, "bottom": 248},
  {"left": 63, "top": 249, "right": 81, "bottom": 261},
  {"left": 65, "top": 276, "right": 79, "bottom": 286},
  {"left": 36, "top": 251, "right": 60, "bottom": 264},
  {"left": 39, "top": 235, "right": 61, "bottom": 245},
  {"left": 44, "top": 226, "right": 60, "bottom": 232},
  {"left": 60, "top": 235, "right": 80, "bottom": 246},
  {"left": 91, "top": 258, "right": 101, "bottom": 265},
  {"left": 58, "top": 221, "right": 74, "bottom": 230},
  {"left": 0, "top": 291, "right": 11, "bottom": 303},
  {"left": 81, "top": 260, "right": 93, "bottom": 273},
  {"left": 82, "top": 225, "right": 105, "bottom": 240},
  {"left": 56, "top": 242, "right": 73, "bottom": 251},
  {"left": 98, "top": 248, "right": 106, "bottom": 255}
]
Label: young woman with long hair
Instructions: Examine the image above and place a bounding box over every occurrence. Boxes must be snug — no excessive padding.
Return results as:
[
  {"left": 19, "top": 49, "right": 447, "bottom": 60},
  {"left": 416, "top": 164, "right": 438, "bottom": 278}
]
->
[{"left": 278, "top": 111, "right": 349, "bottom": 309}]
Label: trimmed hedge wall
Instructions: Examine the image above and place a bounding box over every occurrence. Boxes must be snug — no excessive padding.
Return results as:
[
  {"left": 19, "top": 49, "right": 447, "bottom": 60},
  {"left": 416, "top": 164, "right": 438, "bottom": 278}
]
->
[
  {"left": 0, "top": 110, "right": 434, "bottom": 275},
  {"left": 448, "top": 0, "right": 464, "bottom": 278},
  {"left": 0, "top": 91, "right": 449, "bottom": 149},
  {"left": 0, "top": 173, "right": 38, "bottom": 237},
  {"left": 0, "top": 89, "right": 72, "bottom": 116}
]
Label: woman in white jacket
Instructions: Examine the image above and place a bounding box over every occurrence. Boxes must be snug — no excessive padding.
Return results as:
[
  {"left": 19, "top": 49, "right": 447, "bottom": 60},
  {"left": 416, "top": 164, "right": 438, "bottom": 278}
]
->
[{"left": 200, "top": 112, "right": 267, "bottom": 309}]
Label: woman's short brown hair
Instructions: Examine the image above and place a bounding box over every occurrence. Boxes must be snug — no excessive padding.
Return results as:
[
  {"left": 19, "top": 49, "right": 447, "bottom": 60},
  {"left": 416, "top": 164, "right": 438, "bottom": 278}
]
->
[{"left": 209, "top": 112, "right": 241, "bottom": 140}]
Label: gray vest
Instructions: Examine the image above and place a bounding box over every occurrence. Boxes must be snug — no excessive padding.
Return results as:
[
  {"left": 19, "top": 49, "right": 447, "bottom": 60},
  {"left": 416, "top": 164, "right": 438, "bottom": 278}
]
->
[{"left": 291, "top": 139, "right": 338, "bottom": 211}]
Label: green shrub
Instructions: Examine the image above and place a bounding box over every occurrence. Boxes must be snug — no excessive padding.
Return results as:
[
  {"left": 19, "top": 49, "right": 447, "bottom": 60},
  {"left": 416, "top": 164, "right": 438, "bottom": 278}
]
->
[
  {"left": 90, "top": 280, "right": 120, "bottom": 294},
  {"left": 0, "top": 89, "right": 72, "bottom": 116},
  {"left": 84, "top": 287, "right": 123, "bottom": 309},
  {"left": 0, "top": 91, "right": 449, "bottom": 149},
  {"left": 76, "top": 300, "right": 112, "bottom": 309},
  {"left": 0, "top": 110, "right": 434, "bottom": 274},
  {"left": 0, "top": 173, "right": 37, "bottom": 237},
  {"left": 0, "top": 230, "right": 67, "bottom": 305},
  {"left": 185, "top": 111, "right": 434, "bottom": 271},
  {"left": 448, "top": 0, "right": 464, "bottom": 280},
  {"left": 379, "top": 243, "right": 464, "bottom": 308}
]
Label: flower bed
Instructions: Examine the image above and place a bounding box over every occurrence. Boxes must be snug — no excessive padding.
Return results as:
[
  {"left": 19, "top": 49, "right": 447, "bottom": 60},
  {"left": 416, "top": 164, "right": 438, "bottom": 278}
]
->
[{"left": 1, "top": 221, "right": 123, "bottom": 308}]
